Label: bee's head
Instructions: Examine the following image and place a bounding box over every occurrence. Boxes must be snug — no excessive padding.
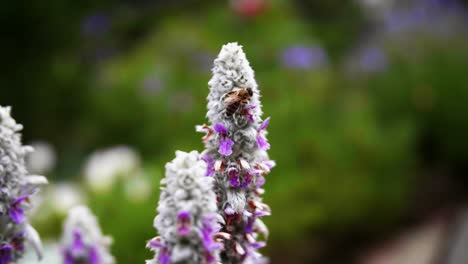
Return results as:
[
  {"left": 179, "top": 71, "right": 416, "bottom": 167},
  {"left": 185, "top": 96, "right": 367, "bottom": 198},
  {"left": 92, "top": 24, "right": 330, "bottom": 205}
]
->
[{"left": 246, "top": 87, "right": 253, "bottom": 97}]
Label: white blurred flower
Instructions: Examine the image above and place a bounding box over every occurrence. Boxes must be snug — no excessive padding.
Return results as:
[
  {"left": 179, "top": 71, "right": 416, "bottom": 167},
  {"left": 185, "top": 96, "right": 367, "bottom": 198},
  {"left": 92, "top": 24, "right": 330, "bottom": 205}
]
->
[
  {"left": 84, "top": 145, "right": 141, "bottom": 192},
  {"left": 26, "top": 141, "right": 56, "bottom": 175},
  {"left": 49, "top": 183, "right": 86, "bottom": 214},
  {"left": 124, "top": 173, "right": 152, "bottom": 202}
]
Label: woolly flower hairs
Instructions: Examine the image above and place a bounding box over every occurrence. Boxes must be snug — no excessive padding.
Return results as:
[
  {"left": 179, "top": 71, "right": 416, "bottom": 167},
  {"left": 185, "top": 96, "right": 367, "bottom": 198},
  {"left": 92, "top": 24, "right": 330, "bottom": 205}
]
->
[
  {"left": 197, "top": 43, "right": 274, "bottom": 263},
  {"left": 0, "top": 105, "right": 48, "bottom": 263},
  {"left": 61, "top": 205, "right": 115, "bottom": 264},
  {"left": 147, "top": 151, "right": 224, "bottom": 264}
]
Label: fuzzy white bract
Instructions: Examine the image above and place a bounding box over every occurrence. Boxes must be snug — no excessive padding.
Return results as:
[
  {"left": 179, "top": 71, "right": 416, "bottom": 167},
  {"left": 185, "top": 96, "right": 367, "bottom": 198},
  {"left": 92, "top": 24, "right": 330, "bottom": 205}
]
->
[
  {"left": 60, "top": 205, "right": 114, "bottom": 264},
  {"left": 0, "top": 105, "right": 48, "bottom": 263},
  {"left": 147, "top": 151, "right": 222, "bottom": 264}
]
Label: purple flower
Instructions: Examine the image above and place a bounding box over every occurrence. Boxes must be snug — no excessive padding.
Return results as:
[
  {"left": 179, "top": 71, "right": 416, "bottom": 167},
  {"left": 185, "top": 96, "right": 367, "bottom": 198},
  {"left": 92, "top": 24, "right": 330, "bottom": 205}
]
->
[
  {"left": 228, "top": 168, "right": 240, "bottom": 187},
  {"left": 72, "top": 230, "right": 85, "bottom": 253},
  {"left": 158, "top": 248, "right": 170, "bottom": 264},
  {"left": 251, "top": 241, "right": 266, "bottom": 249},
  {"left": 141, "top": 76, "right": 164, "bottom": 96},
  {"left": 241, "top": 170, "right": 253, "bottom": 188},
  {"left": 201, "top": 155, "right": 215, "bottom": 176},
  {"left": 214, "top": 124, "right": 234, "bottom": 156},
  {"left": 177, "top": 211, "right": 191, "bottom": 235},
  {"left": 256, "top": 118, "right": 270, "bottom": 150},
  {"left": 0, "top": 245, "right": 13, "bottom": 264},
  {"left": 224, "top": 204, "right": 235, "bottom": 215},
  {"left": 244, "top": 105, "right": 256, "bottom": 122},
  {"left": 148, "top": 237, "right": 165, "bottom": 249},
  {"left": 88, "top": 246, "right": 99, "bottom": 264},
  {"left": 200, "top": 217, "right": 221, "bottom": 261},
  {"left": 9, "top": 196, "right": 27, "bottom": 224},
  {"left": 81, "top": 13, "right": 110, "bottom": 37},
  {"left": 358, "top": 47, "right": 388, "bottom": 73},
  {"left": 256, "top": 176, "right": 266, "bottom": 187},
  {"left": 280, "top": 45, "right": 328, "bottom": 70}
]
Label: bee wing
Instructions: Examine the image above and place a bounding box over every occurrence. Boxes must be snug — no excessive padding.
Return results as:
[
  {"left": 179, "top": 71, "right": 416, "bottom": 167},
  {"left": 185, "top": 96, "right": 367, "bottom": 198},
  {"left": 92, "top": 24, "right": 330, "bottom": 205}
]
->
[{"left": 224, "top": 96, "right": 239, "bottom": 104}]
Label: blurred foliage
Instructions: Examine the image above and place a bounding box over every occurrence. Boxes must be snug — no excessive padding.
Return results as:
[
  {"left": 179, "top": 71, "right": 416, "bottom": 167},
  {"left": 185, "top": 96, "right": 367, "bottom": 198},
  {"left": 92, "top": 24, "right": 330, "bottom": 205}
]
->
[{"left": 3, "top": 0, "right": 468, "bottom": 263}]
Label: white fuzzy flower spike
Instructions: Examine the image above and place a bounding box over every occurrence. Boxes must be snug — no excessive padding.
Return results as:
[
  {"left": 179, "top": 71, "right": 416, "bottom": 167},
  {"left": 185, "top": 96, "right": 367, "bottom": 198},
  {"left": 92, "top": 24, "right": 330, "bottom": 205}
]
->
[
  {"left": 198, "top": 43, "right": 274, "bottom": 263},
  {"left": 0, "top": 105, "right": 48, "bottom": 263},
  {"left": 147, "top": 151, "right": 222, "bottom": 264},
  {"left": 60, "top": 205, "right": 114, "bottom": 264}
]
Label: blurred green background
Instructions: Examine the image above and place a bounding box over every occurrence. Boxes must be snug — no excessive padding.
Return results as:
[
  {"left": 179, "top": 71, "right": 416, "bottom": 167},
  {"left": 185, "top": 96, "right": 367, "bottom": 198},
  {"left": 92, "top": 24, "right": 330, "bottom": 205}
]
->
[{"left": 3, "top": 0, "right": 468, "bottom": 263}]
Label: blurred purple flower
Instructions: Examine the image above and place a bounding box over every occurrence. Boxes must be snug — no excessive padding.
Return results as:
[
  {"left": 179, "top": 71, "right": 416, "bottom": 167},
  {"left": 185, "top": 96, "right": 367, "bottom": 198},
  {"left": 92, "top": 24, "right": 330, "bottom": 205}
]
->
[
  {"left": 280, "top": 45, "right": 327, "bottom": 70},
  {"left": 358, "top": 47, "right": 388, "bottom": 73},
  {"left": 81, "top": 13, "right": 110, "bottom": 37},
  {"left": 193, "top": 52, "right": 215, "bottom": 71},
  {"left": 169, "top": 92, "right": 194, "bottom": 113},
  {"left": 141, "top": 75, "right": 164, "bottom": 96}
]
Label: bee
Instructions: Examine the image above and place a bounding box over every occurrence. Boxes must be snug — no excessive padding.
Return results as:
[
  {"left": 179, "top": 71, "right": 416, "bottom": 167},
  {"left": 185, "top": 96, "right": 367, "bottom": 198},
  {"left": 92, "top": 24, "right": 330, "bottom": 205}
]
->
[{"left": 222, "top": 87, "right": 253, "bottom": 117}]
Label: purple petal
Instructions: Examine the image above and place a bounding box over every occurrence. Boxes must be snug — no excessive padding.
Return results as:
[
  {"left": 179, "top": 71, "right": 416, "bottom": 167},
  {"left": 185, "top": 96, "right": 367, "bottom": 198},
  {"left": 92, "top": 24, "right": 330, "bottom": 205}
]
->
[
  {"left": 0, "top": 245, "right": 13, "bottom": 264},
  {"left": 177, "top": 226, "right": 191, "bottom": 235},
  {"left": 148, "top": 238, "right": 165, "bottom": 249},
  {"left": 258, "top": 117, "right": 270, "bottom": 131},
  {"left": 263, "top": 160, "right": 276, "bottom": 169},
  {"left": 12, "top": 196, "right": 28, "bottom": 206},
  {"left": 158, "top": 249, "right": 170, "bottom": 264},
  {"left": 224, "top": 204, "right": 235, "bottom": 215},
  {"left": 256, "top": 176, "right": 266, "bottom": 187},
  {"left": 256, "top": 134, "right": 270, "bottom": 150},
  {"left": 214, "top": 123, "right": 228, "bottom": 134},
  {"left": 242, "top": 171, "right": 253, "bottom": 188},
  {"left": 177, "top": 211, "right": 190, "bottom": 220},
  {"left": 9, "top": 206, "right": 25, "bottom": 224},
  {"left": 201, "top": 155, "right": 215, "bottom": 176},
  {"left": 63, "top": 252, "right": 74, "bottom": 264},
  {"left": 72, "top": 230, "right": 85, "bottom": 253},
  {"left": 246, "top": 217, "right": 255, "bottom": 233},
  {"left": 88, "top": 246, "right": 99, "bottom": 264},
  {"left": 219, "top": 137, "right": 234, "bottom": 156},
  {"left": 228, "top": 168, "right": 240, "bottom": 187},
  {"left": 251, "top": 241, "right": 266, "bottom": 249},
  {"left": 254, "top": 210, "right": 271, "bottom": 217}
]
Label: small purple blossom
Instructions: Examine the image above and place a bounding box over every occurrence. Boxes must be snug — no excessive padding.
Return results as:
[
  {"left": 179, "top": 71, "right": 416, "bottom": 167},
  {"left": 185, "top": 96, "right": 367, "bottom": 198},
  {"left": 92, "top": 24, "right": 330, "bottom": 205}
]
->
[
  {"left": 215, "top": 124, "right": 234, "bottom": 156},
  {"left": 177, "top": 211, "right": 191, "bottom": 235},
  {"left": 224, "top": 204, "right": 235, "bottom": 215},
  {"left": 72, "top": 230, "right": 85, "bottom": 253},
  {"left": 201, "top": 155, "right": 215, "bottom": 176},
  {"left": 280, "top": 45, "right": 328, "bottom": 70},
  {"left": 141, "top": 75, "right": 164, "bottom": 96},
  {"left": 358, "top": 47, "right": 388, "bottom": 73},
  {"left": 88, "top": 246, "right": 99, "bottom": 264},
  {"left": 81, "top": 13, "right": 110, "bottom": 38},
  {"left": 228, "top": 168, "right": 240, "bottom": 187},
  {"left": 241, "top": 170, "right": 253, "bottom": 188},
  {"left": 244, "top": 105, "right": 256, "bottom": 122},
  {"left": 256, "top": 176, "right": 266, "bottom": 187},
  {"left": 256, "top": 118, "right": 271, "bottom": 150},
  {"left": 158, "top": 248, "right": 170, "bottom": 264},
  {"left": 148, "top": 238, "right": 165, "bottom": 249},
  {"left": 9, "top": 196, "right": 27, "bottom": 224},
  {"left": 0, "top": 245, "right": 13, "bottom": 264},
  {"left": 200, "top": 216, "right": 222, "bottom": 263}
]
